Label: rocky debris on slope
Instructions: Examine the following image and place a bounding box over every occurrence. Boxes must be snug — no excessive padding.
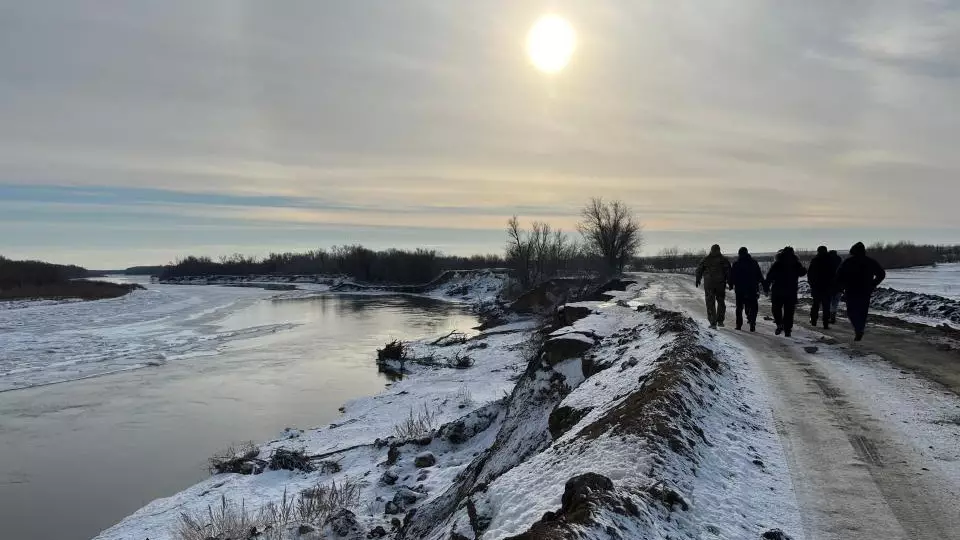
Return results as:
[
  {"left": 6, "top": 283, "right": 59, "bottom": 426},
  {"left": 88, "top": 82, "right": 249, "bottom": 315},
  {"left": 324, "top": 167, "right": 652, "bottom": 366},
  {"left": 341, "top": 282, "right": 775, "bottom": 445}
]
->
[
  {"left": 871, "top": 287, "right": 960, "bottom": 325},
  {"left": 798, "top": 282, "right": 960, "bottom": 326}
]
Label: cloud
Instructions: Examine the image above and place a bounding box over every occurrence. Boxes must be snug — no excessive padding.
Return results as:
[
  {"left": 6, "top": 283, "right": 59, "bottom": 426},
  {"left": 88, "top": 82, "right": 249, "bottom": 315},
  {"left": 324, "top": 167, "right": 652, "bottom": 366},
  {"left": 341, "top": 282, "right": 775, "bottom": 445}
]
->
[{"left": 1, "top": 0, "right": 957, "bottom": 266}]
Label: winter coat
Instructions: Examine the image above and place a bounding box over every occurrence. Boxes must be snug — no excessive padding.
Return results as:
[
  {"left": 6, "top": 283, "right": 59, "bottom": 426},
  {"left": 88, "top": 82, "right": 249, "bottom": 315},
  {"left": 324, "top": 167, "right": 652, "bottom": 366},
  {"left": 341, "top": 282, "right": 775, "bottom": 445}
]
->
[
  {"left": 807, "top": 253, "right": 840, "bottom": 294},
  {"left": 837, "top": 254, "right": 885, "bottom": 299},
  {"left": 765, "top": 256, "right": 807, "bottom": 299},
  {"left": 729, "top": 254, "right": 764, "bottom": 298},
  {"left": 696, "top": 252, "right": 731, "bottom": 290}
]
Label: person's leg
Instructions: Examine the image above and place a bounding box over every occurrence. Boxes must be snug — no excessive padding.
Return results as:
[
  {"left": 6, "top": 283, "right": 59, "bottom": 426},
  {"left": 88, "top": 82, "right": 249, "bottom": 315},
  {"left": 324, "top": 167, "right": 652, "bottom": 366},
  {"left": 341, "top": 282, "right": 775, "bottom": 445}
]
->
[
  {"left": 715, "top": 287, "right": 726, "bottom": 326},
  {"left": 736, "top": 293, "right": 750, "bottom": 330},
  {"left": 821, "top": 292, "right": 832, "bottom": 329},
  {"left": 747, "top": 296, "right": 759, "bottom": 331},
  {"left": 847, "top": 296, "right": 868, "bottom": 340},
  {"left": 784, "top": 298, "right": 796, "bottom": 336},
  {"left": 772, "top": 296, "right": 784, "bottom": 334},
  {"left": 705, "top": 289, "right": 717, "bottom": 327},
  {"left": 810, "top": 292, "right": 821, "bottom": 326},
  {"left": 830, "top": 293, "right": 840, "bottom": 324}
]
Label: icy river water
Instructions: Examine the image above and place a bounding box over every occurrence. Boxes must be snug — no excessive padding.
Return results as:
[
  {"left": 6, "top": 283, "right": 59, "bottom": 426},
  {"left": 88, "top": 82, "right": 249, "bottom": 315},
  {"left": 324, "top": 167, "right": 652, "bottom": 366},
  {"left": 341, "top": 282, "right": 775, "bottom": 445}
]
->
[{"left": 0, "top": 278, "right": 477, "bottom": 540}]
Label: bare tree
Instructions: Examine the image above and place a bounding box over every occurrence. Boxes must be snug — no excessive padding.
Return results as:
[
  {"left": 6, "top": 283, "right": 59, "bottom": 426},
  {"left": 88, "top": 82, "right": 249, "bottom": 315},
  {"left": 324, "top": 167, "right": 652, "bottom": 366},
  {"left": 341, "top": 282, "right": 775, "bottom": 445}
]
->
[
  {"left": 578, "top": 198, "right": 643, "bottom": 275},
  {"left": 506, "top": 216, "right": 533, "bottom": 286}
]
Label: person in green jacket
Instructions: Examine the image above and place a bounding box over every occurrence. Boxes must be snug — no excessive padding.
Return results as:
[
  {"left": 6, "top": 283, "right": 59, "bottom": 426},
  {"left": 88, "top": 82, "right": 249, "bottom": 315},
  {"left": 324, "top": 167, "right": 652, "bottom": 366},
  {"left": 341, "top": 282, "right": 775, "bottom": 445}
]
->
[{"left": 696, "top": 244, "right": 732, "bottom": 329}]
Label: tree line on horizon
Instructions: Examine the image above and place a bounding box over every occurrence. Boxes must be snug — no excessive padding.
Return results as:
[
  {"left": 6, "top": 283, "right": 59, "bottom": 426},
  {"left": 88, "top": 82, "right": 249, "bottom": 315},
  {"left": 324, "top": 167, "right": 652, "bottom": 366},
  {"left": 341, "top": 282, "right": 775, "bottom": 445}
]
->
[
  {"left": 156, "top": 198, "right": 959, "bottom": 285},
  {"left": 0, "top": 255, "right": 90, "bottom": 290},
  {"left": 159, "top": 198, "right": 645, "bottom": 286}
]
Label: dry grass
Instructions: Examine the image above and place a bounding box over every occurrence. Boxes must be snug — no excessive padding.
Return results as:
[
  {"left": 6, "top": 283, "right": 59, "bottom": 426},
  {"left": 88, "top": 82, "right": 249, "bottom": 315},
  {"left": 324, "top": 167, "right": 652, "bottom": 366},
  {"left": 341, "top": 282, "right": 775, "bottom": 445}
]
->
[
  {"left": 393, "top": 404, "right": 438, "bottom": 439},
  {"left": 455, "top": 386, "right": 474, "bottom": 408},
  {"left": 176, "top": 478, "right": 363, "bottom": 540},
  {"left": 177, "top": 494, "right": 268, "bottom": 540}
]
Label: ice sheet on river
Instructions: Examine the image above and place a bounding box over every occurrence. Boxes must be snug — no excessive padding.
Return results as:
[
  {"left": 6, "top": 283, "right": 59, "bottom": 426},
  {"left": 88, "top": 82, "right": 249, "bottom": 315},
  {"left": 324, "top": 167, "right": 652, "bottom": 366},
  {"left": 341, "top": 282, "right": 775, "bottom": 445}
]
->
[{"left": 0, "top": 286, "right": 291, "bottom": 392}]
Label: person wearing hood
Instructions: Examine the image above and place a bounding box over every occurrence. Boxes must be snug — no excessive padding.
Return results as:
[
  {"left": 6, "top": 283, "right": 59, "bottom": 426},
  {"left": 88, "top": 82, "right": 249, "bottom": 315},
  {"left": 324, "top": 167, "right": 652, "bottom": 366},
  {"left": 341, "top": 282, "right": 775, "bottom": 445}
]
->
[
  {"left": 807, "top": 246, "right": 841, "bottom": 329},
  {"left": 836, "top": 242, "right": 886, "bottom": 341},
  {"left": 728, "top": 246, "right": 764, "bottom": 331},
  {"left": 765, "top": 246, "right": 807, "bottom": 337},
  {"left": 828, "top": 249, "right": 843, "bottom": 324},
  {"left": 695, "top": 244, "right": 732, "bottom": 329}
]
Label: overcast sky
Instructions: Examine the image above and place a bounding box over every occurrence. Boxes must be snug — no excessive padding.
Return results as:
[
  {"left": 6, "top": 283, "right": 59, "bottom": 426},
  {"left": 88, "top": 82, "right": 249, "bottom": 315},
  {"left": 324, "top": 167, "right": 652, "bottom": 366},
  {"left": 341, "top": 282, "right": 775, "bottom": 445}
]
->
[{"left": 2, "top": 1, "right": 959, "bottom": 268}]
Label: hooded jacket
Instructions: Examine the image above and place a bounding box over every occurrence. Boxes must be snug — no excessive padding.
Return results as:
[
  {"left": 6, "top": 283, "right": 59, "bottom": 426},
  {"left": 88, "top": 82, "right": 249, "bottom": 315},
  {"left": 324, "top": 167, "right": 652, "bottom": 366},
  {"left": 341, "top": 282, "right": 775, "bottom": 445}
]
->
[
  {"left": 837, "top": 242, "right": 886, "bottom": 298},
  {"left": 765, "top": 247, "right": 807, "bottom": 299},
  {"left": 807, "top": 249, "right": 840, "bottom": 293}
]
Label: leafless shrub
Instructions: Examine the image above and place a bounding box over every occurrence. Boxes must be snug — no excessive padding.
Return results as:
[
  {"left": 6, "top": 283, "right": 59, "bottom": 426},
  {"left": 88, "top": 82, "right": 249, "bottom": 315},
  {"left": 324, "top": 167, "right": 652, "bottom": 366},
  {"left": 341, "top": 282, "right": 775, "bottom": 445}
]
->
[
  {"left": 393, "top": 404, "right": 438, "bottom": 439},
  {"left": 378, "top": 340, "right": 406, "bottom": 361},
  {"left": 208, "top": 441, "right": 261, "bottom": 474},
  {"left": 449, "top": 350, "right": 475, "bottom": 369},
  {"left": 268, "top": 447, "right": 314, "bottom": 473}
]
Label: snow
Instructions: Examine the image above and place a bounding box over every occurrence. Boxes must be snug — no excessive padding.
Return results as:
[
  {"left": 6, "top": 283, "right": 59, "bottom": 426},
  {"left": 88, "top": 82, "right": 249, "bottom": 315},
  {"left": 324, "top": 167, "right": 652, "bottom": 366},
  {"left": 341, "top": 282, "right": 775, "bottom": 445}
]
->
[{"left": 95, "top": 275, "right": 807, "bottom": 539}]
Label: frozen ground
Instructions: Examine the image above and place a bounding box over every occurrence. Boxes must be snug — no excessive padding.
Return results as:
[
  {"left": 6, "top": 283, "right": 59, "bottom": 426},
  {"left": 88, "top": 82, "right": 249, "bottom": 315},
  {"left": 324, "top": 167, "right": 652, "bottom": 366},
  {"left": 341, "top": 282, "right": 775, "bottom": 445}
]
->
[
  {"left": 633, "top": 272, "right": 960, "bottom": 539},
  {"left": 0, "top": 284, "right": 283, "bottom": 392}
]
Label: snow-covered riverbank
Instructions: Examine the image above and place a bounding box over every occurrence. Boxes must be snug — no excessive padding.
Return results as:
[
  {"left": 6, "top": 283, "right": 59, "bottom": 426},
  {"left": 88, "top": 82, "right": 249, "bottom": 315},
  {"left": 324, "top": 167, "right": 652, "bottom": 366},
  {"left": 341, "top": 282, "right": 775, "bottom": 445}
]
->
[{"left": 97, "top": 280, "right": 804, "bottom": 540}]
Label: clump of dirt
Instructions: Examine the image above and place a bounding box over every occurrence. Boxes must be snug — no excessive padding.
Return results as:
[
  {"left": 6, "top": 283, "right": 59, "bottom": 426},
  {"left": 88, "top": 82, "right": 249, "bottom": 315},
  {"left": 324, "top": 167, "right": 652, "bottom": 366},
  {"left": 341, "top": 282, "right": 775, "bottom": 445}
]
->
[
  {"left": 548, "top": 405, "right": 593, "bottom": 439},
  {"left": 504, "top": 473, "right": 645, "bottom": 540}
]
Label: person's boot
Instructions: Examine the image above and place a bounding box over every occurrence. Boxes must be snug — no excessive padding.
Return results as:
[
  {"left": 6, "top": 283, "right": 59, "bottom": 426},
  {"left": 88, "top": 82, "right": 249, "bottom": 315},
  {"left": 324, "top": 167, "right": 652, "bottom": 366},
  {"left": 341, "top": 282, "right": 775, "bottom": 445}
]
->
[
  {"left": 823, "top": 321, "right": 830, "bottom": 330},
  {"left": 749, "top": 323, "right": 756, "bottom": 332},
  {"left": 709, "top": 322, "right": 717, "bottom": 329},
  {"left": 717, "top": 320, "right": 725, "bottom": 327},
  {"left": 736, "top": 324, "right": 742, "bottom": 331},
  {"left": 810, "top": 317, "right": 817, "bottom": 327},
  {"left": 854, "top": 332, "right": 864, "bottom": 342},
  {"left": 775, "top": 326, "right": 783, "bottom": 335}
]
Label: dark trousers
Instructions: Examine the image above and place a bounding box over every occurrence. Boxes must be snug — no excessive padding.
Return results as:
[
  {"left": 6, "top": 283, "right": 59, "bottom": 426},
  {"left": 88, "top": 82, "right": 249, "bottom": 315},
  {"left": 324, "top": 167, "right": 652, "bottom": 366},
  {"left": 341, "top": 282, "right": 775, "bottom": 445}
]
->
[
  {"left": 735, "top": 293, "right": 759, "bottom": 328},
  {"left": 772, "top": 295, "right": 797, "bottom": 332},
  {"left": 704, "top": 285, "right": 726, "bottom": 325},
  {"left": 846, "top": 295, "right": 870, "bottom": 335},
  {"left": 810, "top": 289, "right": 832, "bottom": 326}
]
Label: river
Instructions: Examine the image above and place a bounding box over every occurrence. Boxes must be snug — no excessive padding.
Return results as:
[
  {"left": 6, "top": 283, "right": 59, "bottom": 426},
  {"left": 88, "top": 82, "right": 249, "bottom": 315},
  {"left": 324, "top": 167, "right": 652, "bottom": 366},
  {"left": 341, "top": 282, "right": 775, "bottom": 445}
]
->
[{"left": 0, "top": 278, "right": 478, "bottom": 540}]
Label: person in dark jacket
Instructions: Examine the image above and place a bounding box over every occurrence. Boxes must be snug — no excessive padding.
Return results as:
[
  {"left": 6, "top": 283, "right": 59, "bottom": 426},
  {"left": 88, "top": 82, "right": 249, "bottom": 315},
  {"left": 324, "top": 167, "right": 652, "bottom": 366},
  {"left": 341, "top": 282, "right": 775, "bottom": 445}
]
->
[
  {"left": 765, "top": 246, "right": 807, "bottom": 337},
  {"left": 828, "top": 249, "right": 843, "bottom": 324},
  {"left": 696, "top": 244, "right": 732, "bottom": 329},
  {"left": 836, "top": 242, "right": 886, "bottom": 341},
  {"left": 807, "top": 246, "right": 840, "bottom": 329},
  {"left": 728, "top": 246, "right": 764, "bottom": 332}
]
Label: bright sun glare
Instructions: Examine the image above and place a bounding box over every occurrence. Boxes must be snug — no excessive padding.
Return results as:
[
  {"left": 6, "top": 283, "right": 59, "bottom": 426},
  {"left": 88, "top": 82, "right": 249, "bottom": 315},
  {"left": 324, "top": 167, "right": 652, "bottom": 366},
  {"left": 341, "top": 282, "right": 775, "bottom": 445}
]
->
[{"left": 526, "top": 15, "right": 576, "bottom": 74}]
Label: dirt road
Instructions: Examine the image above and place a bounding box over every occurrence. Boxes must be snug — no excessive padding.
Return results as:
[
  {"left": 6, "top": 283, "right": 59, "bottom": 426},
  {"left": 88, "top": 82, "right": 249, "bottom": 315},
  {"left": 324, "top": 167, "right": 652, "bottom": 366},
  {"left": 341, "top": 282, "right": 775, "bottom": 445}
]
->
[{"left": 635, "top": 273, "right": 960, "bottom": 540}]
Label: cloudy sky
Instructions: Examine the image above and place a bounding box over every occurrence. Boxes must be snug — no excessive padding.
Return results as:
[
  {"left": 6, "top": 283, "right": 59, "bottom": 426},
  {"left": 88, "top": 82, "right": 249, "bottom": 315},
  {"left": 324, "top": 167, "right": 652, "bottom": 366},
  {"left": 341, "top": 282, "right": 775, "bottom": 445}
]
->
[{"left": 2, "top": 1, "right": 959, "bottom": 268}]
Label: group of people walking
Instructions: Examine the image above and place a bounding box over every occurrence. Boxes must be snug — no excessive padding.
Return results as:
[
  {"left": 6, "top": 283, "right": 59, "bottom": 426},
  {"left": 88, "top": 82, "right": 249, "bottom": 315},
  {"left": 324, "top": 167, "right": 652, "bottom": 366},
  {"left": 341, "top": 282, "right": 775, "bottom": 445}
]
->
[{"left": 695, "top": 242, "right": 886, "bottom": 341}]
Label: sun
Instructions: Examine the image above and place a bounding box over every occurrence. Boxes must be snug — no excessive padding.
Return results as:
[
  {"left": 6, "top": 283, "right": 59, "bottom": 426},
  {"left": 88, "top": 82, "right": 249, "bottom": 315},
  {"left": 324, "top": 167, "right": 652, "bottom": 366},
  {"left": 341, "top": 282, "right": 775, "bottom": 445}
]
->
[{"left": 526, "top": 15, "right": 576, "bottom": 74}]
